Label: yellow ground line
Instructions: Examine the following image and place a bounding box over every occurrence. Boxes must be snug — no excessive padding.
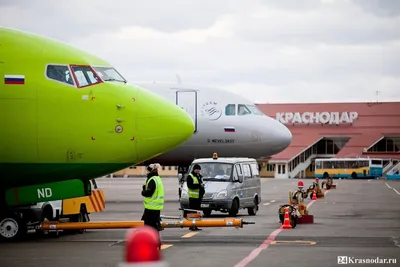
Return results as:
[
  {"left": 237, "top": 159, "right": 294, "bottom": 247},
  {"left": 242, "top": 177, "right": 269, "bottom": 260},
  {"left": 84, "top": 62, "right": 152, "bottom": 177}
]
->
[
  {"left": 161, "top": 244, "right": 173, "bottom": 250},
  {"left": 181, "top": 232, "right": 199, "bottom": 238},
  {"left": 271, "top": 241, "right": 316, "bottom": 245}
]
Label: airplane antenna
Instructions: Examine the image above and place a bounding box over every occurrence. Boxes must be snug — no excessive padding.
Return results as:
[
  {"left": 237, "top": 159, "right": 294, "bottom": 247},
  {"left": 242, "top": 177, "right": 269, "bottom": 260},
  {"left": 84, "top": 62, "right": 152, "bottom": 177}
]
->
[{"left": 176, "top": 74, "right": 182, "bottom": 84}]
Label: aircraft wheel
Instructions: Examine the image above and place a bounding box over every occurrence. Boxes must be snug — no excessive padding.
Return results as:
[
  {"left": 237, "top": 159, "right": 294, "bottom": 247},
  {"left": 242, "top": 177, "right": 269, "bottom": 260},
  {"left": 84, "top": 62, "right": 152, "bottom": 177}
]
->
[
  {"left": 0, "top": 216, "right": 27, "bottom": 241},
  {"left": 36, "top": 205, "right": 53, "bottom": 236},
  {"left": 68, "top": 212, "right": 88, "bottom": 234}
]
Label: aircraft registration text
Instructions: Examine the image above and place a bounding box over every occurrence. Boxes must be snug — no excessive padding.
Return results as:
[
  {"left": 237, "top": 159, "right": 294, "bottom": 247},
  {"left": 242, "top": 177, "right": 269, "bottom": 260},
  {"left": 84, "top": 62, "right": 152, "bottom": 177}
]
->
[{"left": 207, "top": 139, "right": 235, "bottom": 143}]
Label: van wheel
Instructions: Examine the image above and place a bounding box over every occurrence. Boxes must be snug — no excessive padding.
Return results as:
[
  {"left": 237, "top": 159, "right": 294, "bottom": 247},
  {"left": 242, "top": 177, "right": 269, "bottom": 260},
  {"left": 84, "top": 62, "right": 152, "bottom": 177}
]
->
[
  {"left": 229, "top": 199, "right": 239, "bottom": 217},
  {"left": 351, "top": 172, "right": 357, "bottom": 179},
  {"left": 203, "top": 210, "right": 212, "bottom": 217},
  {"left": 247, "top": 197, "right": 258, "bottom": 216}
]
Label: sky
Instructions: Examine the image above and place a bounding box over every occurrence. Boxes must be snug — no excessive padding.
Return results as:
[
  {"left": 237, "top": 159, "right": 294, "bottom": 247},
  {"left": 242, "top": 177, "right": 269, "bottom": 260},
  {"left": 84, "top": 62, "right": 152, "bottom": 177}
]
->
[{"left": 1, "top": 0, "right": 400, "bottom": 103}]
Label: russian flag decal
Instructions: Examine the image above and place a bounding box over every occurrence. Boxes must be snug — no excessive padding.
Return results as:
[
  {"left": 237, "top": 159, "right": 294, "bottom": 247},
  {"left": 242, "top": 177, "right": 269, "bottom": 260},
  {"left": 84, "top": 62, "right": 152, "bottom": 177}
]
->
[
  {"left": 4, "top": 74, "right": 25, "bottom": 85},
  {"left": 224, "top": 127, "right": 235, "bottom": 133}
]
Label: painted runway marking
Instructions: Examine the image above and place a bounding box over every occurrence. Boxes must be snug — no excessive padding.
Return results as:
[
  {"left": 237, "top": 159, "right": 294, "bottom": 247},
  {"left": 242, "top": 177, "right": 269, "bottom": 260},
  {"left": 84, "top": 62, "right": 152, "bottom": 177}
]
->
[
  {"left": 108, "top": 240, "right": 124, "bottom": 246},
  {"left": 263, "top": 199, "right": 275, "bottom": 206},
  {"left": 390, "top": 237, "right": 400, "bottom": 248},
  {"left": 271, "top": 240, "right": 316, "bottom": 245},
  {"left": 385, "top": 183, "right": 400, "bottom": 195},
  {"left": 161, "top": 244, "right": 173, "bottom": 250},
  {"left": 181, "top": 232, "right": 198, "bottom": 238},
  {"left": 234, "top": 189, "right": 331, "bottom": 267}
]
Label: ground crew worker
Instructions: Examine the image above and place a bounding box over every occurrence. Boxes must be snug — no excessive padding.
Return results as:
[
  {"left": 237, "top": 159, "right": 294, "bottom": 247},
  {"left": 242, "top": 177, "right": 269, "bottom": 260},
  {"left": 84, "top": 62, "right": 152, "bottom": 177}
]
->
[
  {"left": 186, "top": 164, "right": 205, "bottom": 231},
  {"left": 293, "top": 180, "right": 307, "bottom": 204},
  {"left": 141, "top": 163, "right": 164, "bottom": 248}
]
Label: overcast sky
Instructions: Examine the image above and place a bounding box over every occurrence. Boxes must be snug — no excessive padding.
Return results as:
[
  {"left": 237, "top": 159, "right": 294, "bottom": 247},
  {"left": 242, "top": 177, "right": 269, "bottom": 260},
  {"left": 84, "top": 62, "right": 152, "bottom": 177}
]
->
[{"left": 1, "top": 0, "right": 399, "bottom": 103}]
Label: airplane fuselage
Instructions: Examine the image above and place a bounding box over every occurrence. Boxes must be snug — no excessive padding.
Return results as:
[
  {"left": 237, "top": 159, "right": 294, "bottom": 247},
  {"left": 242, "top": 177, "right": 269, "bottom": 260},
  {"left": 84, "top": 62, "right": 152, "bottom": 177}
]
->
[
  {"left": 135, "top": 82, "right": 292, "bottom": 166},
  {"left": 0, "top": 28, "right": 194, "bottom": 188}
]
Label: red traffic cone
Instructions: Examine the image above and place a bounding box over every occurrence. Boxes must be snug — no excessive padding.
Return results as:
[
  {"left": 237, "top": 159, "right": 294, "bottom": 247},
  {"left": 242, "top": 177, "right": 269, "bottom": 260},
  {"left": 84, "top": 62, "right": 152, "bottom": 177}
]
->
[
  {"left": 118, "top": 226, "right": 169, "bottom": 267},
  {"left": 312, "top": 189, "right": 317, "bottom": 200},
  {"left": 280, "top": 207, "right": 292, "bottom": 229}
]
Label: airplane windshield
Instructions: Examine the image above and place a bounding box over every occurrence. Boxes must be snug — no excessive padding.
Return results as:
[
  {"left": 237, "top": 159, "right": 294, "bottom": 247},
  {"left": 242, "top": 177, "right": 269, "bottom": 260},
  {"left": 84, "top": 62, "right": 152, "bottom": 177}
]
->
[
  {"left": 246, "top": 105, "right": 264, "bottom": 115},
  {"left": 93, "top": 66, "right": 126, "bottom": 83},
  {"left": 238, "top": 104, "right": 252, "bottom": 116},
  {"left": 70, "top": 65, "right": 102, "bottom": 88},
  {"left": 188, "top": 163, "right": 233, "bottom": 182}
]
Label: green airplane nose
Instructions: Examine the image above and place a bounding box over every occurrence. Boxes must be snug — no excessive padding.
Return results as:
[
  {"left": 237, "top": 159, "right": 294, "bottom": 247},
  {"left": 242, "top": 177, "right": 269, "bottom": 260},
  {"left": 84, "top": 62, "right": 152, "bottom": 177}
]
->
[{"left": 134, "top": 86, "right": 195, "bottom": 162}]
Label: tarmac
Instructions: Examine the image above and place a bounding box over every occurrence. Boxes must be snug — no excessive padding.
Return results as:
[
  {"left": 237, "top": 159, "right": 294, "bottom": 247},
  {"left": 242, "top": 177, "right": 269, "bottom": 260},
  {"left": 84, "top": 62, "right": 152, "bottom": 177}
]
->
[{"left": 0, "top": 177, "right": 399, "bottom": 267}]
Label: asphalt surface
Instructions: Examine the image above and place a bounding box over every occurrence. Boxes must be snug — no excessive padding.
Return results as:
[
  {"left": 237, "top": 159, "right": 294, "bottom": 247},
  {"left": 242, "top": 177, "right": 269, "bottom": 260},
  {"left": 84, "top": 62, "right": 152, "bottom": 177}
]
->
[{"left": 1, "top": 178, "right": 399, "bottom": 267}]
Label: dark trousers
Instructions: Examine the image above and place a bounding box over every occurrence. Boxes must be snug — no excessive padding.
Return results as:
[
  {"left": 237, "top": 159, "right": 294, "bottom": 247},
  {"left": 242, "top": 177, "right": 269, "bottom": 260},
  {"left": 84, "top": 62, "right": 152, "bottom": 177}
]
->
[
  {"left": 141, "top": 209, "right": 162, "bottom": 249},
  {"left": 189, "top": 198, "right": 202, "bottom": 211}
]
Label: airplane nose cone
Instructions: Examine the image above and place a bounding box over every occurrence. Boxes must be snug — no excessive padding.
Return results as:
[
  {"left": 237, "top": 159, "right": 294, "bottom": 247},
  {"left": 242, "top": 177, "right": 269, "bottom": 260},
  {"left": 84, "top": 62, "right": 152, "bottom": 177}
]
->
[
  {"left": 252, "top": 116, "right": 292, "bottom": 158},
  {"left": 135, "top": 87, "right": 195, "bottom": 162},
  {"left": 274, "top": 121, "right": 292, "bottom": 151}
]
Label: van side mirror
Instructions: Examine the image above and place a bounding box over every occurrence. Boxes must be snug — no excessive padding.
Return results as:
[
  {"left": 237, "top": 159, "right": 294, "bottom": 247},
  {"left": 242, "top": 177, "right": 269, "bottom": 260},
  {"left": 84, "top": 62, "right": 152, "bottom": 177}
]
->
[{"left": 238, "top": 175, "right": 244, "bottom": 183}]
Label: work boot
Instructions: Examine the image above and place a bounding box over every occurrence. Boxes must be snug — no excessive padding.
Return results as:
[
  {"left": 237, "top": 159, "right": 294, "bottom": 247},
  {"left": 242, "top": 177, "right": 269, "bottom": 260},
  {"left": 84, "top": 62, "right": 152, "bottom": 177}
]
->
[{"left": 189, "top": 226, "right": 202, "bottom": 231}]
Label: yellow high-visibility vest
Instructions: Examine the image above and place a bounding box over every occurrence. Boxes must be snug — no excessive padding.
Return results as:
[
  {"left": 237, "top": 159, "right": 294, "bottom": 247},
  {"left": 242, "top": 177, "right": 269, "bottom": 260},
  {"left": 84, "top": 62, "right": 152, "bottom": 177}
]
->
[
  {"left": 188, "top": 173, "right": 200, "bottom": 199},
  {"left": 143, "top": 176, "right": 164, "bottom": 210}
]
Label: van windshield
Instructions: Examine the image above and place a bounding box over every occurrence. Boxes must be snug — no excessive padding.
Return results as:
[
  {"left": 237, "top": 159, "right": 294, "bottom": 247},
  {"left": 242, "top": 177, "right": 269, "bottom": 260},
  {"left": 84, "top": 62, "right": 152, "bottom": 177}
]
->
[{"left": 189, "top": 163, "right": 233, "bottom": 182}]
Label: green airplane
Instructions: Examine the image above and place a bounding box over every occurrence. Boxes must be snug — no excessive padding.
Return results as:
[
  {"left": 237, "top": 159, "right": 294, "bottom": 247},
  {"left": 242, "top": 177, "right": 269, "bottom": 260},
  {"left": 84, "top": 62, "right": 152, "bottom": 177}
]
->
[{"left": 0, "top": 27, "right": 194, "bottom": 238}]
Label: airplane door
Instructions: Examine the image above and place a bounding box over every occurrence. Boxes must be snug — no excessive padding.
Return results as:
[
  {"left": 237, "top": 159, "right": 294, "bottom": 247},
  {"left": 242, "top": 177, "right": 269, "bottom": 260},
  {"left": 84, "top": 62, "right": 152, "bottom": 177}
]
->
[{"left": 175, "top": 90, "right": 198, "bottom": 133}]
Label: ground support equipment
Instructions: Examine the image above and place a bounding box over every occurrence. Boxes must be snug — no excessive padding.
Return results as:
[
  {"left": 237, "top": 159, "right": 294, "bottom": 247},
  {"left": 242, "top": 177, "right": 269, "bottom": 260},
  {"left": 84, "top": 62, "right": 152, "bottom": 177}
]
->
[{"left": 38, "top": 209, "right": 255, "bottom": 232}]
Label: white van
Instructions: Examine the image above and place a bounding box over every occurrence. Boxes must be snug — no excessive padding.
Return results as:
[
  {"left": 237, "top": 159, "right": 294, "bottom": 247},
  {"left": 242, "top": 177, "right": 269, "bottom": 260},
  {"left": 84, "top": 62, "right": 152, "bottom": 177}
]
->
[{"left": 179, "top": 155, "right": 261, "bottom": 217}]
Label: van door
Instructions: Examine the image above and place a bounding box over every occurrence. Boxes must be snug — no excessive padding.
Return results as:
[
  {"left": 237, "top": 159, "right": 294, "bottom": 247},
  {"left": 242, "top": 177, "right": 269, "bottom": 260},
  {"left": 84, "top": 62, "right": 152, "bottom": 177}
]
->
[
  {"left": 241, "top": 163, "right": 253, "bottom": 206},
  {"left": 234, "top": 164, "right": 246, "bottom": 207},
  {"left": 175, "top": 89, "right": 198, "bottom": 133},
  {"left": 250, "top": 162, "right": 261, "bottom": 203}
]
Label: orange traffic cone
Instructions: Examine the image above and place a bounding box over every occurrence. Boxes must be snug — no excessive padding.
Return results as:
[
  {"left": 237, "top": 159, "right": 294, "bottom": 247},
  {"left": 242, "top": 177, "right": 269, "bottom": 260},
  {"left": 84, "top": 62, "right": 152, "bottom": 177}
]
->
[
  {"left": 281, "top": 207, "right": 292, "bottom": 229},
  {"left": 312, "top": 189, "right": 317, "bottom": 200}
]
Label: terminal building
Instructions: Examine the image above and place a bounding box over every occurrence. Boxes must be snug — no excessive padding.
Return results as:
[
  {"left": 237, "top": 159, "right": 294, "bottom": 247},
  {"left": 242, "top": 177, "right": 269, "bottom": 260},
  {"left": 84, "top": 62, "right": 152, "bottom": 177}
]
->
[
  {"left": 256, "top": 101, "right": 400, "bottom": 178},
  {"left": 109, "top": 101, "right": 400, "bottom": 179}
]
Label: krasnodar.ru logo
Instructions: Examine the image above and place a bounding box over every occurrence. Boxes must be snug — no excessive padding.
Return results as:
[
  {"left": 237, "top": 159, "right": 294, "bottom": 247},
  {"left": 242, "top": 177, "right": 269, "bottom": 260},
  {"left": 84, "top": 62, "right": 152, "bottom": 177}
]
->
[
  {"left": 337, "top": 256, "right": 397, "bottom": 265},
  {"left": 338, "top": 256, "right": 348, "bottom": 264}
]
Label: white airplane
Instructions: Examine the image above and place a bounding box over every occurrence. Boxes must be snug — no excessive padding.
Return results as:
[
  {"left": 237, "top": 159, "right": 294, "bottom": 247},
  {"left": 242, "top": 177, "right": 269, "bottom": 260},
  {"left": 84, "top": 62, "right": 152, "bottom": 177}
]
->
[{"left": 133, "top": 81, "right": 292, "bottom": 173}]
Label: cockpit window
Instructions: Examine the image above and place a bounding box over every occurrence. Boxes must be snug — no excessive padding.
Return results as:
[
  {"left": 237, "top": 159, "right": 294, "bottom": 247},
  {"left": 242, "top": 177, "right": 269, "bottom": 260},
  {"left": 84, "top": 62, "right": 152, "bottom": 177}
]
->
[
  {"left": 46, "top": 64, "right": 75, "bottom": 86},
  {"left": 93, "top": 66, "right": 126, "bottom": 83},
  {"left": 238, "top": 104, "right": 252, "bottom": 115},
  {"left": 70, "top": 65, "right": 102, "bottom": 88},
  {"left": 225, "top": 104, "right": 236, "bottom": 116},
  {"left": 246, "top": 105, "right": 264, "bottom": 115}
]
